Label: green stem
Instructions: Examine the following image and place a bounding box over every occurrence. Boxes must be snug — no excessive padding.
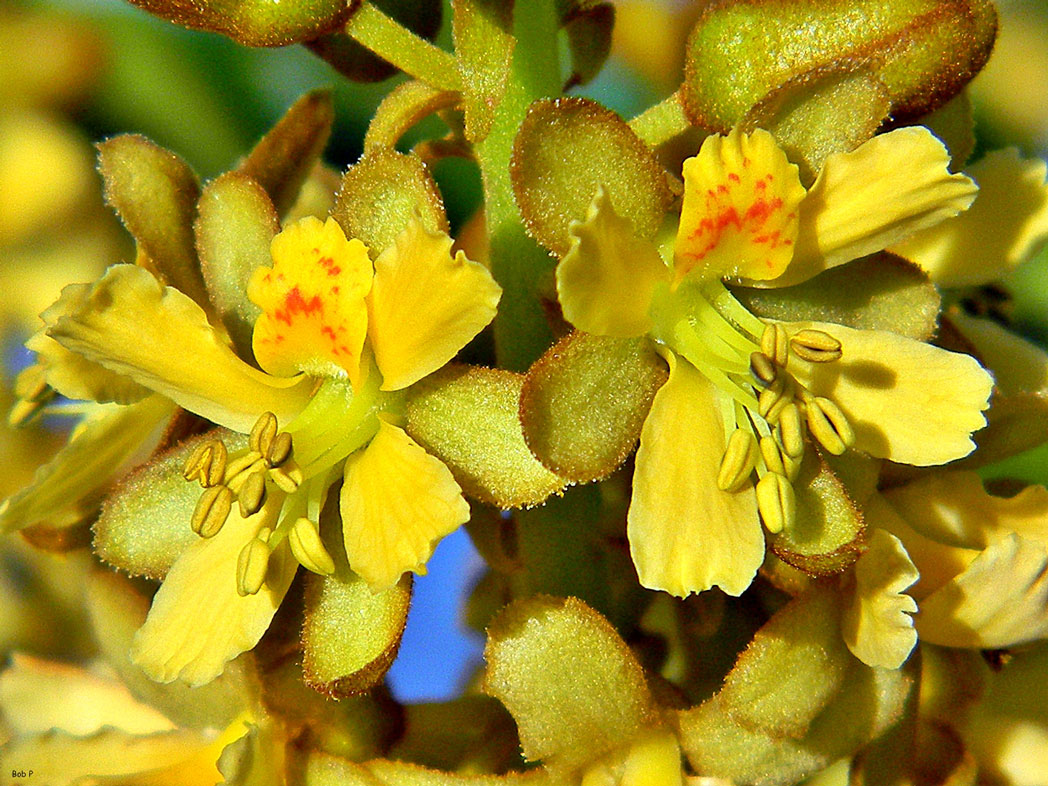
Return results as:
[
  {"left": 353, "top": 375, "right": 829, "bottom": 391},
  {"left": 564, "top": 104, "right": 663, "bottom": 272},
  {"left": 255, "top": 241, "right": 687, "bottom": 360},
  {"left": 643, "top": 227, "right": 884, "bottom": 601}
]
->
[
  {"left": 629, "top": 90, "right": 692, "bottom": 148},
  {"left": 345, "top": 3, "right": 462, "bottom": 91},
  {"left": 474, "top": 0, "right": 563, "bottom": 371}
]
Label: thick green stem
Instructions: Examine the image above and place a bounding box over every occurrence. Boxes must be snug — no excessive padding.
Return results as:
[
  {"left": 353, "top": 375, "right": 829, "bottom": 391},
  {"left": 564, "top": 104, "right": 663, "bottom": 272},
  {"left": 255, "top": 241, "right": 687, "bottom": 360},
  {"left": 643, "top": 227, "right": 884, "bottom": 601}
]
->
[
  {"left": 629, "top": 89, "right": 693, "bottom": 147},
  {"left": 475, "top": 0, "right": 563, "bottom": 371},
  {"left": 344, "top": 3, "right": 462, "bottom": 91}
]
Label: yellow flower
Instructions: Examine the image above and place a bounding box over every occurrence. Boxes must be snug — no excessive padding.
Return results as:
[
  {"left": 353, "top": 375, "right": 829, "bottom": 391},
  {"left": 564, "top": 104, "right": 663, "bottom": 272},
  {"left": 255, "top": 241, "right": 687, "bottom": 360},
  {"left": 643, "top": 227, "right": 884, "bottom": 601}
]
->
[
  {"left": 557, "top": 127, "right": 993, "bottom": 599},
  {"left": 45, "top": 214, "right": 500, "bottom": 685}
]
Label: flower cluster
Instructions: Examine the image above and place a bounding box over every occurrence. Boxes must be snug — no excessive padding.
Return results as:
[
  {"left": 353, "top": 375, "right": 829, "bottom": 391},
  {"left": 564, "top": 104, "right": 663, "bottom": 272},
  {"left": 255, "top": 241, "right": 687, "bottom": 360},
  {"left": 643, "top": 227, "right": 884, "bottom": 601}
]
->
[{"left": 2, "top": 0, "right": 1048, "bottom": 784}]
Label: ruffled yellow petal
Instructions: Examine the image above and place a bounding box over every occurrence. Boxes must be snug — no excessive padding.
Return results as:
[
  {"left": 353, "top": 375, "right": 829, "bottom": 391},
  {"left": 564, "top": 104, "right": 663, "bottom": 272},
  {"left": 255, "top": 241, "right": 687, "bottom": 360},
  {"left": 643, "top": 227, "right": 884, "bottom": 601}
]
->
[
  {"left": 627, "top": 352, "right": 763, "bottom": 597},
  {"left": 558, "top": 187, "right": 670, "bottom": 337},
  {"left": 0, "top": 654, "right": 175, "bottom": 736},
  {"left": 779, "top": 127, "right": 977, "bottom": 288},
  {"left": 46, "top": 264, "right": 313, "bottom": 433},
  {"left": 950, "top": 310, "right": 1048, "bottom": 396},
  {"left": 841, "top": 529, "right": 919, "bottom": 669},
  {"left": 130, "top": 509, "right": 297, "bottom": 686},
  {"left": 367, "top": 217, "right": 500, "bottom": 391},
  {"left": 916, "top": 533, "right": 1048, "bottom": 649},
  {"left": 883, "top": 470, "right": 1048, "bottom": 551},
  {"left": 340, "top": 419, "right": 469, "bottom": 590},
  {"left": 561, "top": 189, "right": 666, "bottom": 339},
  {"left": 249, "top": 215, "right": 373, "bottom": 385},
  {"left": 890, "top": 149, "right": 1048, "bottom": 286},
  {"left": 787, "top": 321, "right": 993, "bottom": 465},
  {"left": 676, "top": 128, "right": 804, "bottom": 283}
]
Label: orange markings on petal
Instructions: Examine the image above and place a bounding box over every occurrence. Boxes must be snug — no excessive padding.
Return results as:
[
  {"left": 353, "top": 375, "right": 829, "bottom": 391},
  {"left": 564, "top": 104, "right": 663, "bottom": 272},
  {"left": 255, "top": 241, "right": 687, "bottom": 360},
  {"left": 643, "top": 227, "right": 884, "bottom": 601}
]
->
[
  {"left": 249, "top": 216, "right": 374, "bottom": 385},
  {"left": 675, "top": 128, "right": 806, "bottom": 284}
]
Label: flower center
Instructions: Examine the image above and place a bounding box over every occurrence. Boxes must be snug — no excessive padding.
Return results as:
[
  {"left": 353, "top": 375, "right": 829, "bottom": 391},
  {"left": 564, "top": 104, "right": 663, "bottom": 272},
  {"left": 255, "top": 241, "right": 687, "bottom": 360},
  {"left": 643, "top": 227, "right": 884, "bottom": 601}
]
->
[{"left": 648, "top": 279, "right": 854, "bottom": 534}]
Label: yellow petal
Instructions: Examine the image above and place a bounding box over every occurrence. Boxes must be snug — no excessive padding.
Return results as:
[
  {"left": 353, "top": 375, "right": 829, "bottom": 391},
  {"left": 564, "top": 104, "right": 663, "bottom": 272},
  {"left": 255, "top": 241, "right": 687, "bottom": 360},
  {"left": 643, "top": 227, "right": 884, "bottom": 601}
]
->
[
  {"left": 130, "top": 510, "right": 297, "bottom": 686},
  {"left": 367, "top": 216, "right": 500, "bottom": 391},
  {"left": 46, "top": 264, "right": 312, "bottom": 433},
  {"left": 841, "top": 529, "right": 919, "bottom": 669},
  {"left": 249, "top": 216, "right": 373, "bottom": 384},
  {"left": 916, "top": 533, "right": 1048, "bottom": 649},
  {"left": 883, "top": 470, "right": 1048, "bottom": 551},
  {"left": 627, "top": 352, "right": 763, "bottom": 597},
  {"left": 675, "top": 128, "right": 804, "bottom": 283},
  {"left": 890, "top": 149, "right": 1048, "bottom": 286},
  {"left": 621, "top": 729, "right": 683, "bottom": 786},
  {"left": 340, "top": 420, "right": 469, "bottom": 589},
  {"left": 779, "top": 127, "right": 977, "bottom": 288},
  {"left": 787, "top": 321, "right": 993, "bottom": 465},
  {"left": 950, "top": 310, "right": 1048, "bottom": 396},
  {"left": 558, "top": 187, "right": 670, "bottom": 337},
  {"left": 0, "top": 654, "right": 175, "bottom": 736}
]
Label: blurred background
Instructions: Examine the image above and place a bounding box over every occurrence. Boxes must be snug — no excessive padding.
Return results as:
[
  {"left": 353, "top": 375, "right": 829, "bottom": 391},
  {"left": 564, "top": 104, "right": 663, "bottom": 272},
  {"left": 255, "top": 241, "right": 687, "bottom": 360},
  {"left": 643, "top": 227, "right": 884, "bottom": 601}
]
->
[{"left": 1, "top": 0, "right": 1046, "bottom": 704}]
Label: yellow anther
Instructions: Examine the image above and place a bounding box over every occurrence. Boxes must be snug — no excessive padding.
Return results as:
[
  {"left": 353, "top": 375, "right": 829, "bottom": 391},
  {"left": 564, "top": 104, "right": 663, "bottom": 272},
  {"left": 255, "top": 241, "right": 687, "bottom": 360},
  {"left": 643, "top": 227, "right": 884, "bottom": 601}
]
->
[
  {"left": 806, "top": 397, "right": 855, "bottom": 455},
  {"left": 266, "top": 431, "right": 293, "bottom": 467},
  {"left": 191, "top": 485, "right": 233, "bottom": 538},
  {"left": 236, "top": 530, "right": 272, "bottom": 597},
  {"left": 221, "top": 450, "right": 263, "bottom": 484},
  {"left": 760, "top": 323, "right": 789, "bottom": 366},
  {"left": 717, "top": 429, "right": 758, "bottom": 492},
  {"left": 8, "top": 397, "right": 49, "bottom": 428},
  {"left": 226, "top": 457, "right": 268, "bottom": 494},
  {"left": 759, "top": 435, "right": 801, "bottom": 482},
  {"left": 777, "top": 402, "right": 806, "bottom": 459},
  {"left": 237, "top": 471, "right": 267, "bottom": 518},
  {"left": 188, "top": 440, "right": 228, "bottom": 487},
  {"left": 790, "top": 329, "right": 843, "bottom": 363},
  {"left": 268, "top": 463, "right": 303, "bottom": 494},
  {"left": 13, "top": 364, "right": 48, "bottom": 402},
  {"left": 758, "top": 375, "right": 794, "bottom": 424},
  {"left": 756, "top": 472, "right": 795, "bottom": 535},
  {"left": 249, "top": 412, "right": 280, "bottom": 457},
  {"left": 749, "top": 351, "right": 777, "bottom": 387},
  {"left": 288, "top": 517, "right": 336, "bottom": 576}
]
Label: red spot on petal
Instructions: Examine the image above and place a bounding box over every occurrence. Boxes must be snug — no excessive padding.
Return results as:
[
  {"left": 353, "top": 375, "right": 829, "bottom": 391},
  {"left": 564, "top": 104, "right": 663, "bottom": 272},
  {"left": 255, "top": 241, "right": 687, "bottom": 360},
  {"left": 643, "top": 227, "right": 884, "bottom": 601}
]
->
[{"left": 728, "top": 172, "right": 740, "bottom": 183}]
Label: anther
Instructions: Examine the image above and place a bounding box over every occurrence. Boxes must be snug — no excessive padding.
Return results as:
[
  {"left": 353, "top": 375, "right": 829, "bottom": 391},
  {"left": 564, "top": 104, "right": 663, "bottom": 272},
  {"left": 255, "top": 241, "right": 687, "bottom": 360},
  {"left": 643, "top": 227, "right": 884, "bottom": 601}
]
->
[
  {"left": 806, "top": 397, "right": 855, "bottom": 455},
  {"left": 760, "top": 323, "right": 789, "bottom": 367},
  {"left": 8, "top": 396, "right": 52, "bottom": 428},
  {"left": 266, "top": 431, "right": 293, "bottom": 467},
  {"left": 14, "top": 364, "right": 48, "bottom": 402},
  {"left": 249, "top": 412, "right": 279, "bottom": 457},
  {"left": 268, "top": 463, "right": 303, "bottom": 494},
  {"left": 237, "top": 471, "right": 267, "bottom": 518},
  {"left": 222, "top": 451, "right": 264, "bottom": 485},
  {"left": 236, "top": 529, "right": 272, "bottom": 597},
  {"left": 759, "top": 436, "right": 801, "bottom": 482},
  {"left": 191, "top": 485, "right": 233, "bottom": 538},
  {"left": 758, "top": 376, "right": 793, "bottom": 424},
  {"left": 790, "top": 330, "right": 843, "bottom": 363},
  {"left": 756, "top": 472, "right": 795, "bottom": 535},
  {"left": 777, "top": 402, "right": 806, "bottom": 459},
  {"left": 183, "top": 440, "right": 228, "bottom": 487},
  {"left": 288, "top": 517, "right": 336, "bottom": 576},
  {"left": 749, "top": 352, "right": 777, "bottom": 388},
  {"left": 717, "top": 430, "right": 758, "bottom": 492}
]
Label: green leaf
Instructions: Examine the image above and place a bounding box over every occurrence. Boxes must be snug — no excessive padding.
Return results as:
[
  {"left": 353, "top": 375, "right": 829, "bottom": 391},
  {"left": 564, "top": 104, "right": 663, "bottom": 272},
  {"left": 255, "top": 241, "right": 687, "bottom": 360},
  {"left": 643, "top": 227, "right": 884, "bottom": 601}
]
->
[
  {"left": 511, "top": 97, "right": 674, "bottom": 256},
  {"left": 682, "top": 0, "right": 997, "bottom": 132},
  {"left": 405, "top": 365, "right": 567, "bottom": 508},
  {"left": 93, "top": 427, "right": 245, "bottom": 579},
  {"left": 97, "top": 134, "right": 211, "bottom": 311},
  {"left": 238, "top": 90, "right": 335, "bottom": 218},
  {"left": 332, "top": 148, "right": 449, "bottom": 259},
  {"left": 125, "top": 0, "right": 357, "bottom": 47},
  {"left": 730, "top": 253, "right": 941, "bottom": 342},
  {"left": 452, "top": 0, "right": 515, "bottom": 142},
  {"left": 520, "top": 331, "right": 668, "bottom": 483},
  {"left": 769, "top": 451, "right": 866, "bottom": 577},
  {"left": 483, "top": 595, "right": 659, "bottom": 772},
  {"left": 195, "top": 173, "right": 278, "bottom": 362},
  {"left": 741, "top": 63, "right": 891, "bottom": 185}
]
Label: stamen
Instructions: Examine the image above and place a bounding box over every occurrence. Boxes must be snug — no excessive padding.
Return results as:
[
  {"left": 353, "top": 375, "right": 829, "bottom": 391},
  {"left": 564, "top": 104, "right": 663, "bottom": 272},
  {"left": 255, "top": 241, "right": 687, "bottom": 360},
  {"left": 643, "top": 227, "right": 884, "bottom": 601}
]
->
[
  {"left": 805, "top": 397, "right": 855, "bottom": 455},
  {"left": 249, "top": 412, "right": 280, "bottom": 457},
  {"left": 749, "top": 351, "right": 777, "bottom": 387},
  {"left": 227, "top": 457, "right": 269, "bottom": 493},
  {"left": 288, "top": 517, "right": 336, "bottom": 576},
  {"left": 758, "top": 375, "right": 793, "bottom": 423},
  {"left": 266, "top": 431, "right": 293, "bottom": 467},
  {"left": 191, "top": 485, "right": 233, "bottom": 538},
  {"left": 183, "top": 440, "right": 227, "bottom": 488},
  {"left": 269, "top": 464, "right": 304, "bottom": 494},
  {"left": 222, "top": 450, "right": 264, "bottom": 484},
  {"left": 236, "top": 528, "right": 273, "bottom": 597},
  {"left": 777, "top": 402, "right": 805, "bottom": 459},
  {"left": 8, "top": 365, "right": 55, "bottom": 426},
  {"left": 717, "top": 429, "right": 758, "bottom": 492},
  {"left": 790, "top": 329, "right": 843, "bottom": 363},
  {"left": 756, "top": 472, "right": 795, "bottom": 535},
  {"left": 237, "top": 471, "right": 267, "bottom": 518},
  {"left": 760, "top": 323, "right": 789, "bottom": 367}
]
